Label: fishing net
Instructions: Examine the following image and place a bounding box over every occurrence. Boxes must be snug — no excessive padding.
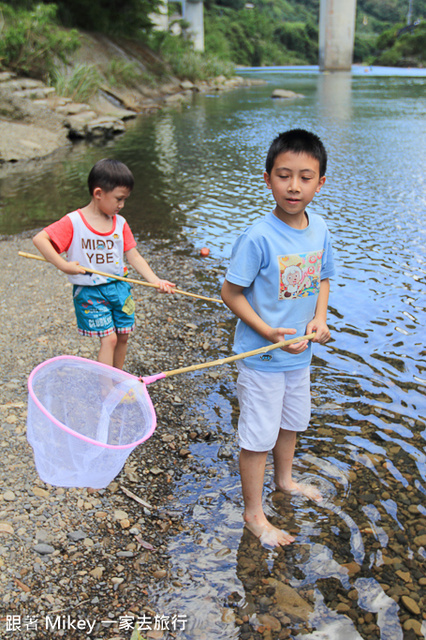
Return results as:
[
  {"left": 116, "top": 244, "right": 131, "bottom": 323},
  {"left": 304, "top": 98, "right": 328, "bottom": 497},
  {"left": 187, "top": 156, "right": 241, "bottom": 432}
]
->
[
  {"left": 27, "top": 356, "right": 156, "bottom": 488},
  {"left": 27, "top": 334, "right": 314, "bottom": 488}
]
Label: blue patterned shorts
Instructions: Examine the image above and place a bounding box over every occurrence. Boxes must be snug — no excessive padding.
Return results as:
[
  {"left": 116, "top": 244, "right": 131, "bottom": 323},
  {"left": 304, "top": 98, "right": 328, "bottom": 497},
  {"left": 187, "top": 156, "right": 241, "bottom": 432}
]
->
[{"left": 73, "top": 281, "right": 135, "bottom": 337}]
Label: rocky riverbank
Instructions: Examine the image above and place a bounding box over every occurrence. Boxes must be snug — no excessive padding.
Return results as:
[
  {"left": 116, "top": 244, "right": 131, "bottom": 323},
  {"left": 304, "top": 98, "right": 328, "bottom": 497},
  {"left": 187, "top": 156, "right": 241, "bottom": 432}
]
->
[
  {"left": 0, "top": 29, "right": 264, "bottom": 166},
  {"left": 0, "top": 234, "right": 232, "bottom": 639},
  {"left": 0, "top": 70, "right": 260, "bottom": 164}
]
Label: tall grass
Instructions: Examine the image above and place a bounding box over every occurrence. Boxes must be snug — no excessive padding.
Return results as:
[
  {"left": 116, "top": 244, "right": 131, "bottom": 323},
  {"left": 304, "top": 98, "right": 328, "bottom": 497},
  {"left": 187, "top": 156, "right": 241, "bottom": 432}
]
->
[
  {"left": 105, "top": 58, "right": 142, "bottom": 88},
  {"left": 52, "top": 64, "right": 102, "bottom": 103}
]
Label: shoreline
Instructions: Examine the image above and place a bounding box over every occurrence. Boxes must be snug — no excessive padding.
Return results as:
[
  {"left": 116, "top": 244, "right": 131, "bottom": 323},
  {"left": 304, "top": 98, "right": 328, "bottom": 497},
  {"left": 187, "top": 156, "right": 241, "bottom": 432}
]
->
[
  {"left": 0, "top": 67, "right": 264, "bottom": 165},
  {"left": 0, "top": 233, "right": 233, "bottom": 639}
]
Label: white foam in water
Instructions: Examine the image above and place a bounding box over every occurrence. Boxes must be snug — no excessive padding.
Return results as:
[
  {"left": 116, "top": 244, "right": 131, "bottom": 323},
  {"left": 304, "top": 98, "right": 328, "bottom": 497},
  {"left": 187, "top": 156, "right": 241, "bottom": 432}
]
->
[{"left": 355, "top": 577, "right": 403, "bottom": 640}]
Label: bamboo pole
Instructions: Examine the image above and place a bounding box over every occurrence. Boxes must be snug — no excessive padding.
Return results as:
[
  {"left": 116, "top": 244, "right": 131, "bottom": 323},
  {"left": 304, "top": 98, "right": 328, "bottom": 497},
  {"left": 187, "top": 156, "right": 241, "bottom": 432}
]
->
[
  {"left": 162, "top": 333, "right": 316, "bottom": 378},
  {"left": 18, "top": 251, "right": 223, "bottom": 304}
]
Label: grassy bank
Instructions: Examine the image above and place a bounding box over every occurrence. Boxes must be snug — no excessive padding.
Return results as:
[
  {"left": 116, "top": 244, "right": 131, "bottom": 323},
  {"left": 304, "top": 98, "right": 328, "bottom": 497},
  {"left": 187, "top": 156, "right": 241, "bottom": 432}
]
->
[{"left": 0, "top": 2, "right": 235, "bottom": 105}]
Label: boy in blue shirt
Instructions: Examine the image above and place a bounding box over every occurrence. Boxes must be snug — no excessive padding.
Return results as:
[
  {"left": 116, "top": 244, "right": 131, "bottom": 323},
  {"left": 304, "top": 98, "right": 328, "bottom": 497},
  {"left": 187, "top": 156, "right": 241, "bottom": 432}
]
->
[{"left": 221, "top": 129, "right": 335, "bottom": 547}]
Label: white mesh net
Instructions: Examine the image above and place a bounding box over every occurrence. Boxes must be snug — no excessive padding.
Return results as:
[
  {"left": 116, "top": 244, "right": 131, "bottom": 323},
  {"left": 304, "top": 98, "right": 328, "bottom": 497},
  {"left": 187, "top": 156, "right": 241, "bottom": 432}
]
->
[{"left": 27, "top": 356, "right": 156, "bottom": 488}]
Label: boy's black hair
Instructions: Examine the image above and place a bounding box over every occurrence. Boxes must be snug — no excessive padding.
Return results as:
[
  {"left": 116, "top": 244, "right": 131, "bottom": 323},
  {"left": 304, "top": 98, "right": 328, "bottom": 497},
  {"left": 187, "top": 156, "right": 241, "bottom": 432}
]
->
[
  {"left": 265, "top": 129, "right": 327, "bottom": 177},
  {"left": 88, "top": 158, "right": 134, "bottom": 195}
]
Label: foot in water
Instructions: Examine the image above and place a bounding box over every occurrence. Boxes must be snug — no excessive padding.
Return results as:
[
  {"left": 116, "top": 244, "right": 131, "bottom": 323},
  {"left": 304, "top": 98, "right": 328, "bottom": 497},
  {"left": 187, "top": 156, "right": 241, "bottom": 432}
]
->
[
  {"left": 276, "top": 479, "right": 323, "bottom": 502},
  {"left": 244, "top": 515, "right": 295, "bottom": 548}
]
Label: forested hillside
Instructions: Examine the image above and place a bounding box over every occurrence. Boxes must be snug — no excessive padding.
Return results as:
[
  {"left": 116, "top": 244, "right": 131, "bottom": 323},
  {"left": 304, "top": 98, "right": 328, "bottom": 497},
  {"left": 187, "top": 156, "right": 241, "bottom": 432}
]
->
[
  {"left": 203, "top": 0, "right": 426, "bottom": 66},
  {"left": 0, "top": 0, "right": 424, "bottom": 86}
]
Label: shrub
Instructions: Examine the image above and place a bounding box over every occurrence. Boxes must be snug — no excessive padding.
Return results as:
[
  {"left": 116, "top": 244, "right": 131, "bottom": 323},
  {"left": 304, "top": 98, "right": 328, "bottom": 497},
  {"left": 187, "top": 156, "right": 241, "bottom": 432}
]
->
[
  {"left": 0, "top": 3, "right": 79, "bottom": 81},
  {"left": 151, "top": 31, "right": 235, "bottom": 81}
]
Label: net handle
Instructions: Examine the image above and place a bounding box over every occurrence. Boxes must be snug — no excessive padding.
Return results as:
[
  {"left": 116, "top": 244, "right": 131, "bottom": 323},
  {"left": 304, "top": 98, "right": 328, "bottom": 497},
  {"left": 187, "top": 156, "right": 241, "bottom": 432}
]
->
[
  {"left": 18, "top": 251, "right": 223, "bottom": 304},
  {"left": 161, "top": 333, "right": 316, "bottom": 378}
]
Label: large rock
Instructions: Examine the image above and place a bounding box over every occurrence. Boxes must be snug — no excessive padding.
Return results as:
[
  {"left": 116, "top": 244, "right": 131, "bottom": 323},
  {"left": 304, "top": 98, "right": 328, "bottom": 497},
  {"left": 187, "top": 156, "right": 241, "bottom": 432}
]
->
[
  {"left": 267, "top": 578, "right": 313, "bottom": 621},
  {"left": 85, "top": 116, "right": 126, "bottom": 138},
  {"left": 64, "top": 111, "right": 100, "bottom": 138},
  {"left": 0, "top": 120, "right": 69, "bottom": 162},
  {"left": 271, "top": 89, "right": 304, "bottom": 99}
]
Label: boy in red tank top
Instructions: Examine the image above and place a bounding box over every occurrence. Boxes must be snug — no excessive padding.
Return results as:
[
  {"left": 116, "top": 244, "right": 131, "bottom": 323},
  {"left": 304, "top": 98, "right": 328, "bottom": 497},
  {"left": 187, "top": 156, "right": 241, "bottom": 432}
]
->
[{"left": 33, "top": 158, "right": 175, "bottom": 369}]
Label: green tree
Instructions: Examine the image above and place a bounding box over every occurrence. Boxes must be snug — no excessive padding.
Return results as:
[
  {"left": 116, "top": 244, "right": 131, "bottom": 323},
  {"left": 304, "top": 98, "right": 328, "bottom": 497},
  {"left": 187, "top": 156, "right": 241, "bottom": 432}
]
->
[
  {"left": 0, "top": 3, "right": 79, "bottom": 80},
  {"left": 373, "top": 21, "right": 426, "bottom": 65},
  {"left": 0, "top": 0, "right": 162, "bottom": 36}
]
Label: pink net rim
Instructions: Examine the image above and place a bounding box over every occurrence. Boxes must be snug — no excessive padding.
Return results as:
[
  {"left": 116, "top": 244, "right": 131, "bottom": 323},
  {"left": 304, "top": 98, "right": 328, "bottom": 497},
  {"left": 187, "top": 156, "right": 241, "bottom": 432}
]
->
[{"left": 28, "top": 355, "right": 157, "bottom": 449}]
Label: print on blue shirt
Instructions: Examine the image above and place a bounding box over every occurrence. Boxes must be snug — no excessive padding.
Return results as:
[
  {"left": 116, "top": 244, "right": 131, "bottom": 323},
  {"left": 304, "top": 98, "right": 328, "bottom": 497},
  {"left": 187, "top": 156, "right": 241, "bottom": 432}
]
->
[{"left": 278, "top": 250, "right": 323, "bottom": 300}]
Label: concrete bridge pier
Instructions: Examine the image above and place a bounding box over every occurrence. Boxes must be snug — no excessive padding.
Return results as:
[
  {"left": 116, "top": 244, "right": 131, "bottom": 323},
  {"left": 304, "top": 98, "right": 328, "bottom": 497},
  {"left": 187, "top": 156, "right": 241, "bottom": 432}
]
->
[
  {"left": 319, "top": 0, "right": 357, "bottom": 71},
  {"left": 184, "top": 0, "right": 205, "bottom": 52}
]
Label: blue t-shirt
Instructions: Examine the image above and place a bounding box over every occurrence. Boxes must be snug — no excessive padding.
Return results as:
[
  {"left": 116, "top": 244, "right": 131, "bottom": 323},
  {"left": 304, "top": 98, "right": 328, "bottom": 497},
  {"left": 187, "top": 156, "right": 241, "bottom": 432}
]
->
[{"left": 226, "top": 210, "right": 335, "bottom": 371}]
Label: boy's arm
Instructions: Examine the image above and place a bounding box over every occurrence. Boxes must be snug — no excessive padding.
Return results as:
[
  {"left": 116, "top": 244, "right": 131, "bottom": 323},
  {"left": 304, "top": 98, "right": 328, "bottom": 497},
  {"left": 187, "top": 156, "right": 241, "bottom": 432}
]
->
[
  {"left": 32, "top": 230, "right": 85, "bottom": 275},
  {"left": 221, "top": 279, "right": 308, "bottom": 354},
  {"left": 306, "top": 278, "right": 330, "bottom": 344},
  {"left": 125, "top": 247, "right": 175, "bottom": 293}
]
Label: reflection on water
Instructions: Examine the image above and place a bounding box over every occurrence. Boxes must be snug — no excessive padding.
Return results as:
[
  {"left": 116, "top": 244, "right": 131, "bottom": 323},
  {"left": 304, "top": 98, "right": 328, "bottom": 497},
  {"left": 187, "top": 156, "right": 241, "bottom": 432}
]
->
[
  {"left": 2, "top": 67, "right": 425, "bottom": 638},
  {"left": 317, "top": 72, "right": 353, "bottom": 122}
]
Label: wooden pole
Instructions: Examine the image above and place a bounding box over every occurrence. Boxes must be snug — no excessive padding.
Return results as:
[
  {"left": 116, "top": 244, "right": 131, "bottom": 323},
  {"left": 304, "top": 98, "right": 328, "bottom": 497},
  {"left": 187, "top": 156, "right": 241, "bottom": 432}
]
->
[
  {"left": 162, "top": 333, "right": 316, "bottom": 377},
  {"left": 18, "top": 251, "right": 223, "bottom": 304}
]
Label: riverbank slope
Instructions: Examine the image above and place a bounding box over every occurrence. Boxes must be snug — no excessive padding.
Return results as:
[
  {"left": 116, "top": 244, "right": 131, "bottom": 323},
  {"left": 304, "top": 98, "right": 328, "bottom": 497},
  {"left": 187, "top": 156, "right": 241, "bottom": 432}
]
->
[{"left": 0, "top": 32, "right": 260, "bottom": 164}]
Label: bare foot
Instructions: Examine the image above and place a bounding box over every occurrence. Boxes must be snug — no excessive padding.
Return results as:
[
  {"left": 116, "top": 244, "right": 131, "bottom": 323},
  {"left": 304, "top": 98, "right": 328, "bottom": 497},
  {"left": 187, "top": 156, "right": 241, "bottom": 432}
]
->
[
  {"left": 276, "top": 479, "right": 323, "bottom": 502},
  {"left": 244, "top": 515, "right": 295, "bottom": 547}
]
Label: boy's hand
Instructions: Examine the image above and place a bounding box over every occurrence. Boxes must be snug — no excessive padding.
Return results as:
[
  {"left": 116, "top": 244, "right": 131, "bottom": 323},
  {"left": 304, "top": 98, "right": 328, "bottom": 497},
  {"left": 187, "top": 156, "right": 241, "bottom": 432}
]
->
[
  {"left": 156, "top": 279, "right": 176, "bottom": 294},
  {"left": 61, "top": 261, "right": 86, "bottom": 276},
  {"left": 269, "top": 327, "right": 309, "bottom": 354},
  {"left": 307, "top": 318, "right": 330, "bottom": 344}
]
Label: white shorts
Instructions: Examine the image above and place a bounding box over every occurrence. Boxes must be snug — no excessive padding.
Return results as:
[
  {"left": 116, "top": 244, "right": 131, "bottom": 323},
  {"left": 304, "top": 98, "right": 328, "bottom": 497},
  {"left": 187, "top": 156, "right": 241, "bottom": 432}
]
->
[{"left": 236, "top": 362, "right": 311, "bottom": 452}]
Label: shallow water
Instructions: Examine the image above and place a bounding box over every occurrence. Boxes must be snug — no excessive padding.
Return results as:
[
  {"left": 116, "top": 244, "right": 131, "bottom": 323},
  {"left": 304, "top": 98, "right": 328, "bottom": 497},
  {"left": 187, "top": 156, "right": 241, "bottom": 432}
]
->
[
  {"left": 2, "top": 66, "right": 425, "bottom": 638},
  {"left": 139, "top": 67, "right": 426, "bottom": 639}
]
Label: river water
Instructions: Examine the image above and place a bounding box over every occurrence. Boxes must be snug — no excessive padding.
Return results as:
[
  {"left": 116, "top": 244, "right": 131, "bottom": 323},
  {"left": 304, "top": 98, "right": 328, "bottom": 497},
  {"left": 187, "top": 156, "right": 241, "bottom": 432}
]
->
[{"left": 1, "top": 66, "right": 425, "bottom": 639}]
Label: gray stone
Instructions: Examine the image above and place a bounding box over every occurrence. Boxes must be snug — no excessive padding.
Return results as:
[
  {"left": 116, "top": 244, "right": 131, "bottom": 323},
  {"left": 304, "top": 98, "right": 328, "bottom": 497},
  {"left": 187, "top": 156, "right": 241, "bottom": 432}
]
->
[
  {"left": 13, "top": 88, "right": 55, "bottom": 100},
  {"left": 56, "top": 102, "right": 93, "bottom": 116},
  {"left": 180, "top": 80, "right": 195, "bottom": 90},
  {"left": 67, "top": 530, "right": 87, "bottom": 542},
  {"left": 64, "top": 112, "right": 99, "bottom": 137},
  {"left": 34, "top": 543, "right": 55, "bottom": 555},
  {"left": 85, "top": 117, "right": 125, "bottom": 137}
]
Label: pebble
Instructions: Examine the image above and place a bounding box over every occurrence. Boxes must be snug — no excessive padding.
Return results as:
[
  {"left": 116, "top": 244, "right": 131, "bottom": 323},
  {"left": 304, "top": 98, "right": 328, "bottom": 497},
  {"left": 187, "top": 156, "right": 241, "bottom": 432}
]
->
[
  {"left": 401, "top": 595, "right": 421, "bottom": 615},
  {"left": 32, "top": 486, "right": 49, "bottom": 498},
  {"left": 403, "top": 619, "right": 423, "bottom": 635},
  {"left": 152, "top": 569, "right": 167, "bottom": 579},
  {"left": 33, "top": 543, "right": 55, "bottom": 555},
  {"left": 113, "top": 509, "right": 129, "bottom": 521},
  {"left": 67, "top": 529, "right": 87, "bottom": 542}
]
